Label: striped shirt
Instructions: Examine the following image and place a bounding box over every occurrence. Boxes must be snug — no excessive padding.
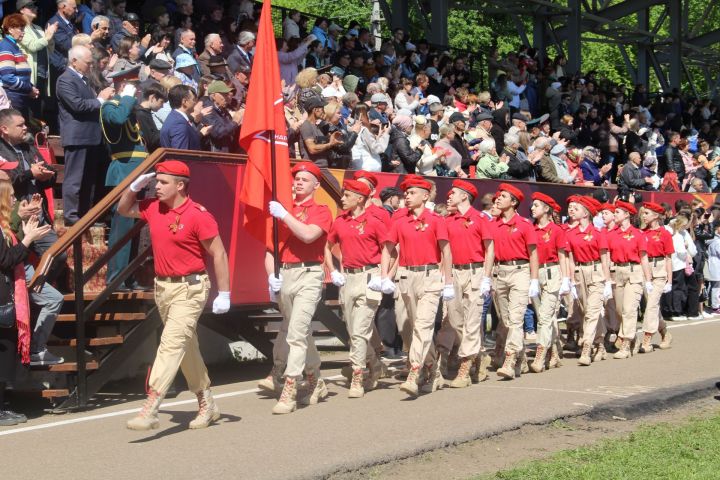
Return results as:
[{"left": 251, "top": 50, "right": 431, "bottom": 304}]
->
[{"left": 0, "top": 36, "right": 32, "bottom": 95}]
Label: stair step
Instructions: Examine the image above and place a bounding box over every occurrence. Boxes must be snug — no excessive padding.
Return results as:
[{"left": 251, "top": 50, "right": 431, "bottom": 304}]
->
[
  {"left": 32, "top": 361, "right": 99, "bottom": 372},
  {"left": 48, "top": 335, "right": 124, "bottom": 347},
  {"left": 57, "top": 313, "right": 146, "bottom": 322},
  {"left": 42, "top": 389, "right": 70, "bottom": 399},
  {"left": 63, "top": 291, "right": 154, "bottom": 302}
]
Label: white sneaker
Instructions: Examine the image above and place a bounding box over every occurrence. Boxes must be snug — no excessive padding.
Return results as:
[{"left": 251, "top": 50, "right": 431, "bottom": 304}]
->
[
  {"left": 702, "top": 311, "right": 715, "bottom": 319},
  {"left": 670, "top": 316, "right": 688, "bottom": 322},
  {"left": 687, "top": 315, "right": 703, "bottom": 321}
]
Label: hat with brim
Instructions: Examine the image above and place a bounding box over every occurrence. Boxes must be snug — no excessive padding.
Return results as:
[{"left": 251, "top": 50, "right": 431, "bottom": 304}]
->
[
  {"left": 207, "top": 80, "right": 233, "bottom": 94},
  {"left": 107, "top": 65, "right": 142, "bottom": 83},
  {"left": 527, "top": 113, "right": 550, "bottom": 127},
  {"left": 207, "top": 55, "right": 228, "bottom": 68},
  {"left": 149, "top": 58, "right": 172, "bottom": 71},
  {"left": 304, "top": 96, "right": 327, "bottom": 110},
  {"left": 16, "top": 0, "right": 36, "bottom": 10}
]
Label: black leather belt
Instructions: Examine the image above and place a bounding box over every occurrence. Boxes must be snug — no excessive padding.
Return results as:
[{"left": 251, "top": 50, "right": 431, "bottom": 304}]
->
[
  {"left": 453, "top": 262, "right": 484, "bottom": 270},
  {"left": 541, "top": 261, "right": 559, "bottom": 267},
  {"left": 156, "top": 271, "right": 207, "bottom": 284},
  {"left": 576, "top": 260, "right": 600, "bottom": 266},
  {"left": 282, "top": 261, "right": 322, "bottom": 269},
  {"left": 649, "top": 255, "right": 665, "bottom": 260},
  {"left": 615, "top": 261, "right": 639, "bottom": 267},
  {"left": 498, "top": 259, "right": 529, "bottom": 266},
  {"left": 345, "top": 265, "right": 378, "bottom": 274},
  {"left": 405, "top": 264, "right": 439, "bottom": 272}
]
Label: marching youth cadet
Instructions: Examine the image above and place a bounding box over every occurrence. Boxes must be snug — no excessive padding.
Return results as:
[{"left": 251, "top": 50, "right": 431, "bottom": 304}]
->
[
  {"left": 491, "top": 183, "right": 539, "bottom": 380},
  {"left": 640, "top": 202, "right": 674, "bottom": 351},
  {"left": 445, "top": 180, "right": 494, "bottom": 387},
  {"left": 101, "top": 66, "right": 148, "bottom": 289},
  {"left": 529, "top": 192, "right": 569, "bottom": 372},
  {"left": 267, "top": 162, "right": 333, "bottom": 414},
  {"left": 599, "top": 203, "right": 620, "bottom": 353},
  {"left": 607, "top": 201, "right": 652, "bottom": 359},
  {"left": 352, "top": 170, "right": 391, "bottom": 225},
  {"left": 325, "top": 179, "right": 386, "bottom": 397},
  {"left": 565, "top": 196, "right": 613, "bottom": 366},
  {"left": 380, "top": 175, "right": 454, "bottom": 396},
  {"left": 119, "top": 160, "right": 231, "bottom": 430},
  {"left": 559, "top": 201, "right": 582, "bottom": 351}
]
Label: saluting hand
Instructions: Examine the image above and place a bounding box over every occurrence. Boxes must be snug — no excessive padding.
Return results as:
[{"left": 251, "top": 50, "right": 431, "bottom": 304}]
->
[{"left": 130, "top": 172, "right": 155, "bottom": 192}]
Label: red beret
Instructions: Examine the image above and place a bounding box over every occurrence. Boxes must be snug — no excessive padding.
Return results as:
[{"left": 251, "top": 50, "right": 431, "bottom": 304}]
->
[
  {"left": 452, "top": 179, "right": 478, "bottom": 200},
  {"left": 291, "top": 162, "right": 322, "bottom": 180},
  {"left": 156, "top": 160, "right": 190, "bottom": 177},
  {"left": 343, "top": 179, "right": 371, "bottom": 197},
  {"left": 531, "top": 192, "right": 561, "bottom": 213},
  {"left": 352, "top": 170, "right": 378, "bottom": 188},
  {"left": 497, "top": 183, "right": 524, "bottom": 203},
  {"left": 401, "top": 177, "right": 432, "bottom": 192},
  {"left": 599, "top": 203, "right": 615, "bottom": 212},
  {"left": 615, "top": 200, "right": 637, "bottom": 215},
  {"left": 643, "top": 202, "right": 665, "bottom": 215},
  {"left": 571, "top": 196, "right": 600, "bottom": 216}
]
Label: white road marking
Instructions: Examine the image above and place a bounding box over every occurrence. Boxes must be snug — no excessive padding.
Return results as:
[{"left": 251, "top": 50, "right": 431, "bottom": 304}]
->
[
  {"left": 2, "top": 318, "right": 719, "bottom": 438},
  {"left": 0, "top": 375, "right": 344, "bottom": 437}
]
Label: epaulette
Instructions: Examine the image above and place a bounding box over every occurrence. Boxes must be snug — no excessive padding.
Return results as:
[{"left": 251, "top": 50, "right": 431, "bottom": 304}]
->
[{"left": 109, "top": 99, "right": 120, "bottom": 106}]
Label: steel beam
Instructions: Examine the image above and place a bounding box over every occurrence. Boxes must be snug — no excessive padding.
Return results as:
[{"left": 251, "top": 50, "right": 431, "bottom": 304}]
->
[
  {"left": 567, "top": 0, "right": 582, "bottom": 74},
  {"left": 687, "top": 29, "right": 720, "bottom": 48},
  {"left": 532, "top": 7, "right": 547, "bottom": 69},
  {"left": 551, "top": 0, "right": 665, "bottom": 41},
  {"left": 637, "top": 8, "right": 650, "bottom": 87},
  {"left": 429, "top": 0, "right": 449, "bottom": 47},
  {"left": 391, "top": 0, "right": 410, "bottom": 31},
  {"left": 668, "top": 0, "right": 682, "bottom": 89}
]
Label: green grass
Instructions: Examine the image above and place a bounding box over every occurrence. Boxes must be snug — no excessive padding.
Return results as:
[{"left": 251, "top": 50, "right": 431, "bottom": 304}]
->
[{"left": 477, "top": 412, "right": 720, "bottom": 480}]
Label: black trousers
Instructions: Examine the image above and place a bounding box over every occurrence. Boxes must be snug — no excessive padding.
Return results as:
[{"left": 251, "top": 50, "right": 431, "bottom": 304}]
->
[
  {"left": 662, "top": 269, "right": 687, "bottom": 316},
  {"left": 62, "top": 144, "right": 107, "bottom": 224},
  {"left": 375, "top": 293, "right": 401, "bottom": 349},
  {"left": 686, "top": 272, "right": 700, "bottom": 317}
]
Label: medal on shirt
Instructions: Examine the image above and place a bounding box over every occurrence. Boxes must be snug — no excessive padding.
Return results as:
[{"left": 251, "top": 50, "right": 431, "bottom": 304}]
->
[
  {"left": 168, "top": 214, "right": 183, "bottom": 234},
  {"left": 295, "top": 207, "right": 308, "bottom": 222},
  {"left": 415, "top": 220, "right": 429, "bottom": 232},
  {"left": 583, "top": 232, "right": 594, "bottom": 242},
  {"left": 652, "top": 232, "right": 662, "bottom": 242},
  {"left": 353, "top": 219, "right": 367, "bottom": 235},
  {"left": 463, "top": 218, "right": 474, "bottom": 228},
  {"left": 622, "top": 231, "right": 635, "bottom": 241},
  {"left": 542, "top": 230, "right": 551, "bottom": 243}
]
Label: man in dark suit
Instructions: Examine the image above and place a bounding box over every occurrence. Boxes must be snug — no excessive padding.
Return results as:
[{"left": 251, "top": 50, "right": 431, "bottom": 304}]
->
[
  {"left": 160, "top": 84, "right": 209, "bottom": 150},
  {"left": 56, "top": 45, "right": 115, "bottom": 225},
  {"left": 227, "top": 31, "right": 254, "bottom": 74},
  {"left": 47, "top": 0, "right": 78, "bottom": 94}
]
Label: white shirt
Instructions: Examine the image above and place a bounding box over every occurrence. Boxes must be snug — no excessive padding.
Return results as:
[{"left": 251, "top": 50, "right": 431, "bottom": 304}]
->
[{"left": 665, "top": 225, "right": 697, "bottom": 272}]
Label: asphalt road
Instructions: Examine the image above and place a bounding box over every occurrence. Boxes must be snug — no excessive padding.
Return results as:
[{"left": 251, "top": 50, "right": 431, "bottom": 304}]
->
[{"left": 2, "top": 318, "right": 719, "bottom": 480}]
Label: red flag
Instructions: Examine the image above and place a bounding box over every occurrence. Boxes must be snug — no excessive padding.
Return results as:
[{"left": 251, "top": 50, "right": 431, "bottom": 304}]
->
[{"left": 236, "top": 0, "right": 292, "bottom": 252}]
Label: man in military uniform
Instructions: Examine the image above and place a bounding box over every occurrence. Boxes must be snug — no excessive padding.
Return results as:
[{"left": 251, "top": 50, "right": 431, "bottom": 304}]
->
[{"left": 100, "top": 66, "right": 147, "bottom": 288}]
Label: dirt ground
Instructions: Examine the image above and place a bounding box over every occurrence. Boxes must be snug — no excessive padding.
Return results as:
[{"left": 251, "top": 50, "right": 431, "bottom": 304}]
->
[{"left": 328, "top": 394, "right": 720, "bottom": 480}]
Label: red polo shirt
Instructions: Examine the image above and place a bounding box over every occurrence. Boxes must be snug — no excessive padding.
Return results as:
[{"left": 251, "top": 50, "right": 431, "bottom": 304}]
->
[
  {"left": 327, "top": 210, "right": 387, "bottom": 268},
  {"left": 492, "top": 212, "right": 537, "bottom": 262},
  {"left": 279, "top": 199, "right": 333, "bottom": 263},
  {"left": 446, "top": 206, "right": 492, "bottom": 264},
  {"left": 607, "top": 225, "right": 646, "bottom": 263},
  {"left": 566, "top": 224, "right": 608, "bottom": 263},
  {"left": 366, "top": 203, "right": 392, "bottom": 226},
  {"left": 140, "top": 197, "right": 219, "bottom": 277},
  {"left": 387, "top": 207, "right": 448, "bottom": 266},
  {"left": 534, "top": 221, "right": 567, "bottom": 264},
  {"left": 643, "top": 227, "right": 675, "bottom": 257}
]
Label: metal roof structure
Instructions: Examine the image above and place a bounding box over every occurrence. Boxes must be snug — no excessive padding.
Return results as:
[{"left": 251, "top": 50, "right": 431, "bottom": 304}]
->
[{"left": 380, "top": 0, "right": 720, "bottom": 95}]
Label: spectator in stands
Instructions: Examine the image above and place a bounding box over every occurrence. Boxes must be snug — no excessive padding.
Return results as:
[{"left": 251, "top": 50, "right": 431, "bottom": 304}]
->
[
  {"left": 311, "top": 17, "right": 329, "bottom": 48},
  {"left": 475, "top": 138, "right": 508, "bottom": 179},
  {"left": 79, "top": 0, "right": 105, "bottom": 34},
  {"left": 57, "top": 45, "right": 115, "bottom": 226},
  {"left": 299, "top": 96, "right": 341, "bottom": 168},
  {"left": 283, "top": 10, "right": 301, "bottom": 40},
  {"left": 198, "top": 33, "right": 223, "bottom": 76},
  {"left": 664, "top": 132, "right": 684, "bottom": 181},
  {"left": 48, "top": 0, "right": 79, "bottom": 90},
  {"left": 86, "top": 46, "right": 111, "bottom": 91},
  {"left": 389, "top": 114, "right": 421, "bottom": 173},
  {"left": 278, "top": 36, "right": 312, "bottom": 88},
  {"left": 350, "top": 104, "right": 390, "bottom": 172},
  {"left": 109, "top": 11, "right": 139, "bottom": 54},
  {"left": 580, "top": 146, "right": 611, "bottom": 186},
  {"left": 140, "top": 57, "right": 172, "bottom": 91},
  {"left": 0, "top": 177, "right": 55, "bottom": 426},
  {"left": 143, "top": 30, "right": 174, "bottom": 66},
  {"left": 160, "top": 84, "right": 210, "bottom": 150},
  {"left": 228, "top": 31, "right": 254, "bottom": 74},
  {"left": 619, "top": 151, "right": 654, "bottom": 195},
  {"left": 134, "top": 83, "right": 166, "bottom": 152},
  {"left": 111, "top": 36, "right": 141, "bottom": 73},
  {"left": 173, "top": 53, "right": 199, "bottom": 92},
  {"left": 448, "top": 112, "right": 473, "bottom": 173},
  {"left": 152, "top": 75, "right": 181, "bottom": 129},
  {"left": 18, "top": 0, "right": 57, "bottom": 105},
  {"left": 0, "top": 14, "right": 39, "bottom": 118},
  {"left": 88, "top": 15, "right": 111, "bottom": 49},
  {"left": 320, "top": 101, "right": 358, "bottom": 168},
  {"left": 106, "top": 0, "right": 126, "bottom": 36},
  {"left": 539, "top": 141, "right": 572, "bottom": 184},
  {"left": 202, "top": 80, "right": 243, "bottom": 153}
]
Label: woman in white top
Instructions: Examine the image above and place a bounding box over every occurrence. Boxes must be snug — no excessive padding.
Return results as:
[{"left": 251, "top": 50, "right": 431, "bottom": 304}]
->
[
  {"left": 663, "top": 213, "right": 697, "bottom": 320},
  {"left": 408, "top": 116, "right": 441, "bottom": 175},
  {"left": 350, "top": 104, "right": 390, "bottom": 172},
  {"left": 394, "top": 78, "right": 421, "bottom": 113}
]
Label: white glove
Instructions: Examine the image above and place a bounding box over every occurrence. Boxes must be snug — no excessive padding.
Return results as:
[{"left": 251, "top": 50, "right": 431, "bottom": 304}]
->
[
  {"left": 528, "top": 279, "right": 540, "bottom": 299},
  {"left": 479, "top": 277, "right": 491, "bottom": 297},
  {"left": 644, "top": 282, "right": 654, "bottom": 295},
  {"left": 330, "top": 270, "right": 346, "bottom": 287},
  {"left": 442, "top": 284, "right": 455, "bottom": 301},
  {"left": 129, "top": 172, "right": 155, "bottom": 192},
  {"left": 380, "top": 277, "right": 396, "bottom": 294},
  {"left": 268, "top": 201, "right": 288, "bottom": 220},
  {"left": 663, "top": 281, "right": 672, "bottom": 293},
  {"left": 120, "top": 83, "right": 137, "bottom": 98},
  {"left": 602, "top": 281, "right": 613, "bottom": 301},
  {"left": 570, "top": 283, "right": 579, "bottom": 300},
  {"left": 268, "top": 273, "right": 283, "bottom": 292},
  {"left": 212, "top": 291, "right": 230, "bottom": 314},
  {"left": 559, "top": 277, "right": 571, "bottom": 296},
  {"left": 367, "top": 276, "right": 382, "bottom": 291}
]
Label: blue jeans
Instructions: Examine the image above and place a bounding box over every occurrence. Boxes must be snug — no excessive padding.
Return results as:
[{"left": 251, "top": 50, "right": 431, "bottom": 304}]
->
[
  {"left": 25, "top": 265, "right": 64, "bottom": 352},
  {"left": 524, "top": 306, "right": 535, "bottom": 333}
]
